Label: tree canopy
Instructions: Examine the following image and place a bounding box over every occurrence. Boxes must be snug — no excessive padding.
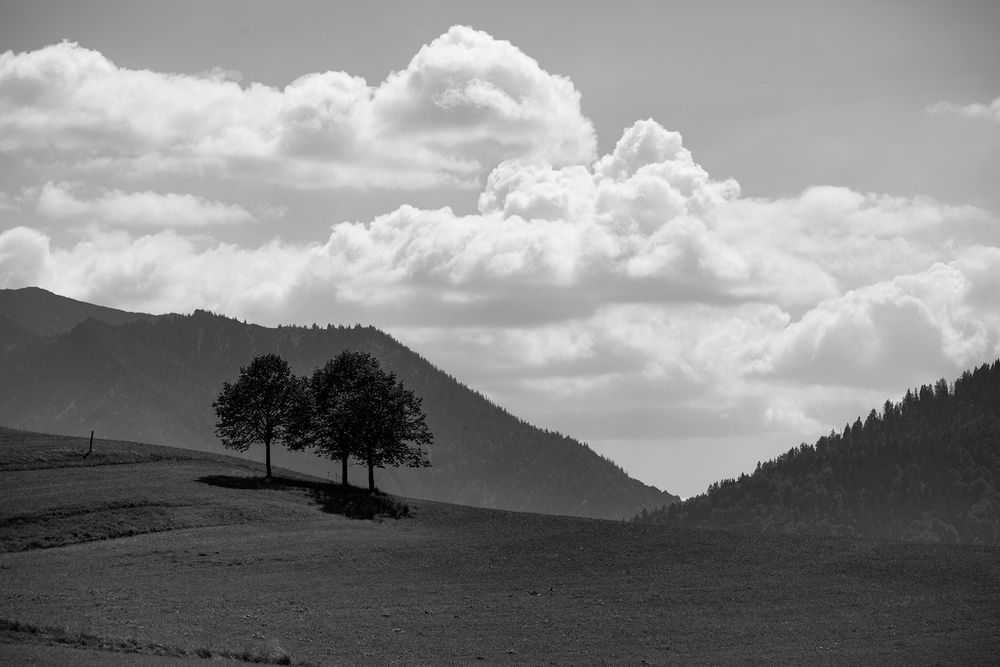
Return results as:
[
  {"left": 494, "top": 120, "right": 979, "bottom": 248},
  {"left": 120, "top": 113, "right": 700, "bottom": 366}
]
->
[
  {"left": 358, "top": 362, "right": 433, "bottom": 490},
  {"left": 308, "top": 350, "right": 431, "bottom": 491},
  {"left": 308, "top": 351, "right": 380, "bottom": 487}
]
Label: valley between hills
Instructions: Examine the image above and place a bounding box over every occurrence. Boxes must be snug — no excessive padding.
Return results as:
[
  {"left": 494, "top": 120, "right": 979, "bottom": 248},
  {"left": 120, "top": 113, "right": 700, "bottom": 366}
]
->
[{"left": 2, "top": 429, "right": 999, "bottom": 665}]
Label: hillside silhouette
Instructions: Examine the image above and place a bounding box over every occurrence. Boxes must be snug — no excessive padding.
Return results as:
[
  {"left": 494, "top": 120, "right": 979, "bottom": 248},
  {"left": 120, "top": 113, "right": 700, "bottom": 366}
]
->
[
  {"left": 635, "top": 360, "right": 1000, "bottom": 544},
  {"left": 0, "top": 287, "right": 676, "bottom": 519}
]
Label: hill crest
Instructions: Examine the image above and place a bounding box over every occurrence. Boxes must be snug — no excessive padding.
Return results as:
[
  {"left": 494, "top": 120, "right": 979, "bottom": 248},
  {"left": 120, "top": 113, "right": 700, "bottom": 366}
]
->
[{"left": 0, "top": 286, "right": 155, "bottom": 337}]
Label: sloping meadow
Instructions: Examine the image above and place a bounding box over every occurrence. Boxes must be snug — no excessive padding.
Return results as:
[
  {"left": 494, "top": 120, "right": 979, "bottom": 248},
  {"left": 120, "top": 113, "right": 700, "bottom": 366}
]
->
[{"left": 2, "top": 428, "right": 999, "bottom": 664}]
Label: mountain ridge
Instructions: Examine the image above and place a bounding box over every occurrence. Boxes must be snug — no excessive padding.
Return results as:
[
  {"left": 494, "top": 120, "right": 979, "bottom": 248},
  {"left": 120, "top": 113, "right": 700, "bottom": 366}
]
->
[{"left": 0, "top": 286, "right": 156, "bottom": 337}]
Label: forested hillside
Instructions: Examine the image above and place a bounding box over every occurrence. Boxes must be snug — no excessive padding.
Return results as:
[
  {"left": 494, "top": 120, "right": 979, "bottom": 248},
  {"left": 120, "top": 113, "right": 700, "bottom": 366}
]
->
[
  {"left": 0, "top": 288, "right": 676, "bottom": 519},
  {"left": 635, "top": 361, "right": 1000, "bottom": 545}
]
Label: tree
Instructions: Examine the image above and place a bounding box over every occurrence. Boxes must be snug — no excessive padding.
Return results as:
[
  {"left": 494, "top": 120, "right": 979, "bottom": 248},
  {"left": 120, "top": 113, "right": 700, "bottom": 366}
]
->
[
  {"left": 358, "top": 367, "right": 433, "bottom": 491},
  {"left": 308, "top": 351, "right": 431, "bottom": 491},
  {"left": 213, "top": 353, "right": 309, "bottom": 478},
  {"left": 308, "top": 351, "right": 379, "bottom": 487}
]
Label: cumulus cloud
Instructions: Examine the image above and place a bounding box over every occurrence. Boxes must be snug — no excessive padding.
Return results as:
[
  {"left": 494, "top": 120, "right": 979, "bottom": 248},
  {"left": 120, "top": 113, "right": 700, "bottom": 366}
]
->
[
  {"left": 0, "top": 27, "right": 596, "bottom": 189},
  {"left": 927, "top": 96, "right": 1000, "bottom": 122},
  {"left": 372, "top": 27, "right": 595, "bottom": 168},
  {"left": 0, "top": 226, "right": 51, "bottom": 287},
  {"left": 307, "top": 120, "right": 992, "bottom": 323},
  {"left": 766, "top": 260, "right": 1000, "bottom": 389},
  {"left": 35, "top": 182, "right": 255, "bottom": 227},
  {"left": 712, "top": 186, "right": 995, "bottom": 305}
]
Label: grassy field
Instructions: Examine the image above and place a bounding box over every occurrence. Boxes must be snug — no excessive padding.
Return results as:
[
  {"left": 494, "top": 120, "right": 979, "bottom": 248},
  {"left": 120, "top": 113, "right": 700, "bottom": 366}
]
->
[{"left": 2, "top": 429, "right": 999, "bottom": 665}]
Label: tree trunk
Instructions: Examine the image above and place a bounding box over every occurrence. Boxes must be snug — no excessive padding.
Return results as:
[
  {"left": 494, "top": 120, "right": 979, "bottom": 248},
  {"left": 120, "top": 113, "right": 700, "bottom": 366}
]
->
[
  {"left": 367, "top": 444, "right": 375, "bottom": 492},
  {"left": 265, "top": 439, "right": 272, "bottom": 479},
  {"left": 341, "top": 450, "right": 349, "bottom": 486}
]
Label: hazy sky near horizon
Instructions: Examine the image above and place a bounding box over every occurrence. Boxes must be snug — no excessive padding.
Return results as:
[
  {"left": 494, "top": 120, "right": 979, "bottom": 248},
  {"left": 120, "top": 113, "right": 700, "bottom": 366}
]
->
[{"left": 1, "top": 0, "right": 999, "bottom": 496}]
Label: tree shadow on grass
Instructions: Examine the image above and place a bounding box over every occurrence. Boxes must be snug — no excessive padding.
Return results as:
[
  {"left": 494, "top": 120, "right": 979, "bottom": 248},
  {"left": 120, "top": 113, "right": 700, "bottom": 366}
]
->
[{"left": 196, "top": 475, "right": 410, "bottom": 520}]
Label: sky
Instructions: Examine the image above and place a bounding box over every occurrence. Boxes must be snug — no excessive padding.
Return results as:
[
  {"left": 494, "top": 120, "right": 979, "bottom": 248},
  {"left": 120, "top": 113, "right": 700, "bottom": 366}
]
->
[{"left": 1, "top": 0, "right": 999, "bottom": 497}]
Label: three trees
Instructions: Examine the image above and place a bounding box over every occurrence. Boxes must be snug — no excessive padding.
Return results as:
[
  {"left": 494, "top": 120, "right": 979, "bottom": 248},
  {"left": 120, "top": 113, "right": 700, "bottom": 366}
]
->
[{"left": 214, "top": 351, "right": 431, "bottom": 491}]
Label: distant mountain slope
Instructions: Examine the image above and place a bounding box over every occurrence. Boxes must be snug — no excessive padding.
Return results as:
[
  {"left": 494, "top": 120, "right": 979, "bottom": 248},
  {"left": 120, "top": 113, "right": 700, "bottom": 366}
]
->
[
  {"left": 0, "top": 286, "right": 154, "bottom": 337},
  {"left": 0, "top": 312, "right": 35, "bottom": 351},
  {"left": 635, "top": 361, "right": 1000, "bottom": 545},
  {"left": 0, "top": 287, "right": 676, "bottom": 519}
]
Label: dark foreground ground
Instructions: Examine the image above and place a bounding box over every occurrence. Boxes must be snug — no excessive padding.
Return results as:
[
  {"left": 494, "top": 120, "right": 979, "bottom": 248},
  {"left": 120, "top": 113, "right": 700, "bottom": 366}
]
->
[{"left": 1, "top": 430, "right": 998, "bottom": 665}]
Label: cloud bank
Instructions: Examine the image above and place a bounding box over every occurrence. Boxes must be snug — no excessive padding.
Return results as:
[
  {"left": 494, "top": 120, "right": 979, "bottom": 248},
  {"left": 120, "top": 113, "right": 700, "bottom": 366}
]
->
[
  {"left": 0, "top": 26, "right": 595, "bottom": 189},
  {"left": 4, "top": 118, "right": 998, "bottom": 436},
  {"left": 927, "top": 96, "right": 1000, "bottom": 123},
  {"left": 36, "top": 182, "right": 255, "bottom": 227}
]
